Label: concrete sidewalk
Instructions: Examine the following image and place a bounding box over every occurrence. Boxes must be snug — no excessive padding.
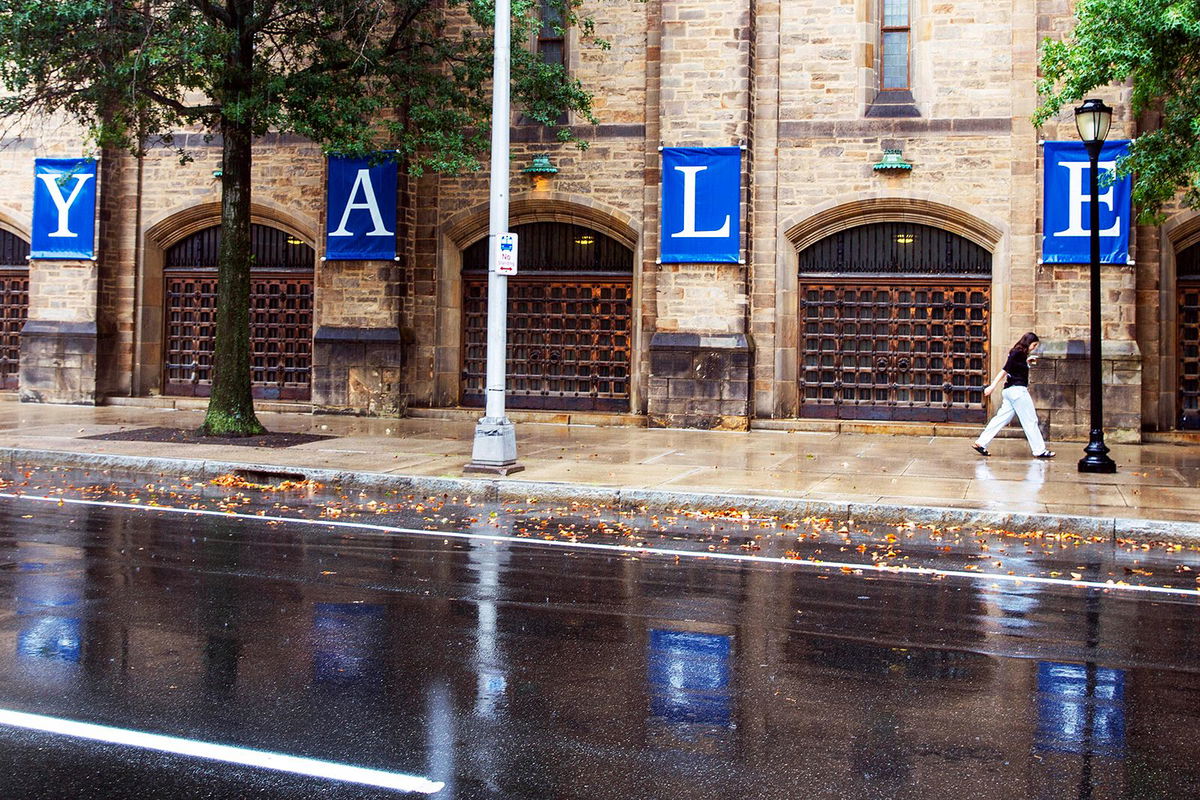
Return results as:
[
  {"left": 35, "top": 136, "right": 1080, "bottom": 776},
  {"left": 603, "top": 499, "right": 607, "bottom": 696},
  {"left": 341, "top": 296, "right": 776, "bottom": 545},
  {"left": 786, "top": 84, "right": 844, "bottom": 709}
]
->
[{"left": 0, "top": 399, "right": 1195, "bottom": 538}]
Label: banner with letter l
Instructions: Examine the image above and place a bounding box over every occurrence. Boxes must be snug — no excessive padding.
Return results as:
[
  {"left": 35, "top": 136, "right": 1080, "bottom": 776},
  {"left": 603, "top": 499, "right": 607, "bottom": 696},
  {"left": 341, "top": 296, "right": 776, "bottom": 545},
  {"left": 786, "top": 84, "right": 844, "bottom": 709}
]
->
[
  {"left": 31, "top": 158, "right": 97, "bottom": 259},
  {"left": 660, "top": 146, "right": 742, "bottom": 264},
  {"left": 1042, "top": 140, "right": 1132, "bottom": 265},
  {"left": 325, "top": 154, "right": 397, "bottom": 260}
]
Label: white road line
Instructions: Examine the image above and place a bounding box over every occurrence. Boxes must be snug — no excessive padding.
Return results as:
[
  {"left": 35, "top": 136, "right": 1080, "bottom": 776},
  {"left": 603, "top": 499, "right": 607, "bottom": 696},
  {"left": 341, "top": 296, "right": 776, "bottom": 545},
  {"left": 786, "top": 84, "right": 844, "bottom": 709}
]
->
[
  {"left": 0, "top": 708, "right": 444, "bottom": 794},
  {"left": 3, "top": 491, "right": 1198, "bottom": 599}
]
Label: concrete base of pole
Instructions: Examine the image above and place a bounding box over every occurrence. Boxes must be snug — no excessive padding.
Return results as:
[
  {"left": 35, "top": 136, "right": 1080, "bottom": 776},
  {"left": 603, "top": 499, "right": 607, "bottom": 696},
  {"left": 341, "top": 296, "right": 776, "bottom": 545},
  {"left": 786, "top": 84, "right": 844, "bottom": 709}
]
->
[{"left": 465, "top": 417, "right": 524, "bottom": 475}]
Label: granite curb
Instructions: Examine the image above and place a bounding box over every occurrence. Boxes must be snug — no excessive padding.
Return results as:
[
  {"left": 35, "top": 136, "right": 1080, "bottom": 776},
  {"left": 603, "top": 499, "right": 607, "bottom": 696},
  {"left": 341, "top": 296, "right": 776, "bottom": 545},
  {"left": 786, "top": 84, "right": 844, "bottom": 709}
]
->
[{"left": 0, "top": 447, "right": 1195, "bottom": 546}]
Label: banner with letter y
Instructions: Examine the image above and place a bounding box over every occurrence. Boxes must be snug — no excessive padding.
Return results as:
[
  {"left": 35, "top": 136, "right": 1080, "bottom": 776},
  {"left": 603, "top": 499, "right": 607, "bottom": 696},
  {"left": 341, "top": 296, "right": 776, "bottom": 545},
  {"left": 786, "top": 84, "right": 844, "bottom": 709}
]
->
[{"left": 31, "top": 158, "right": 97, "bottom": 259}]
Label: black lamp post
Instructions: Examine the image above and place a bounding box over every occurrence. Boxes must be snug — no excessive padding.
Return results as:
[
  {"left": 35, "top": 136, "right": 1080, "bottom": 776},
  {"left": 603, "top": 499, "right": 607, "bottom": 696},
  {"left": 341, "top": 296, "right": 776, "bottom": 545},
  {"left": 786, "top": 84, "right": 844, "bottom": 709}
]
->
[{"left": 1074, "top": 98, "right": 1117, "bottom": 474}]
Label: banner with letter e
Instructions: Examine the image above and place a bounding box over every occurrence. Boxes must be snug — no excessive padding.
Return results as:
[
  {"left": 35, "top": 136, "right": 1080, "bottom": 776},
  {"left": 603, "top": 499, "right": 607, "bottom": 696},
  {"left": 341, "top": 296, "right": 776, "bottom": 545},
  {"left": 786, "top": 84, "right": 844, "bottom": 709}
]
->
[
  {"left": 660, "top": 146, "right": 742, "bottom": 264},
  {"left": 325, "top": 154, "right": 397, "bottom": 260},
  {"left": 1042, "top": 140, "right": 1131, "bottom": 265},
  {"left": 31, "top": 158, "right": 97, "bottom": 259}
]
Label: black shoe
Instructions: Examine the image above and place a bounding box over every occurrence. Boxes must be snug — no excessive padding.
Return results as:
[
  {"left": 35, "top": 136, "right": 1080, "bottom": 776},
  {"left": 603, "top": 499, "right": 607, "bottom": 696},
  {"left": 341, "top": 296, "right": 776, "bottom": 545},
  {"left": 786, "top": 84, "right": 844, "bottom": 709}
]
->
[
  {"left": 972, "top": 444, "right": 989, "bottom": 457},
  {"left": 1035, "top": 450, "right": 1055, "bottom": 459}
]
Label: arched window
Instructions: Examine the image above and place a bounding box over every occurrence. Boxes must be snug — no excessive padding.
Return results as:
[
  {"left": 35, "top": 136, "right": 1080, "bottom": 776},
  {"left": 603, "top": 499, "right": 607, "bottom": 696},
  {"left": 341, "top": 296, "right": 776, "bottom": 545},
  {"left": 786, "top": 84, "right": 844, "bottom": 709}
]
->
[
  {"left": 164, "top": 224, "right": 314, "bottom": 400},
  {"left": 461, "top": 221, "right": 633, "bottom": 411},
  {"left": 797, "top": 222, "right": 991, "bottom": 422}
]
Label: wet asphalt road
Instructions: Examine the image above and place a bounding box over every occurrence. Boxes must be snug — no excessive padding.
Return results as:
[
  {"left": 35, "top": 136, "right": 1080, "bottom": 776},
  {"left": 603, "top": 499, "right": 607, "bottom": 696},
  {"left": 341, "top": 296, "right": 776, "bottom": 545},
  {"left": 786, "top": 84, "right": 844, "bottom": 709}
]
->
[{"left": 0, "top": 481, "right": 1197, "bottom": 799}]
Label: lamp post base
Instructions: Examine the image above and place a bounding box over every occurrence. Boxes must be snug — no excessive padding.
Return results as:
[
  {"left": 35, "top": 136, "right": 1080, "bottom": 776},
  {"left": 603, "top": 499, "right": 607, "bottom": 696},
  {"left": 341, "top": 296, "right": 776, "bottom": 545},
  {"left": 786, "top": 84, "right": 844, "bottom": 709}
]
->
[
  {"left": 1077, "top": 431, "right": 1117, "bottom": 474},
  {"left": 465, "top": 417, "right": 524, "bottom": 475}
]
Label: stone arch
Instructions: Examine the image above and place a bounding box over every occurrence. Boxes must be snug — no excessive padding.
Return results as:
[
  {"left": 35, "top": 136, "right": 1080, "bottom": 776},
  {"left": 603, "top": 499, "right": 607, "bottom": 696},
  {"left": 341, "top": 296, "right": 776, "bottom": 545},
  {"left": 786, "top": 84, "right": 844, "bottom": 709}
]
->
[
  {"left": 136, "top": 202, "right": 319, "bottom": 396},
  {"left": 434, "top": 193, "right": 644, "bottom": 412},
  {"left": 443, "top": 193, "right": 640, "bottom": 251},
  {"left": 144, "top": 201, "right": 319, "bottom": 250},
  {"left": 1160, "top": 210, "right": 1200, "bottom": 429},
  {"left": 771, "top": 195, "right": 1007, "bottom": 421},
  {"left": 0, "top": 210, "right": 31, "bottom": 243},
  {"left": 783, "top": 195, "right": 1004, "bottom": 254}
]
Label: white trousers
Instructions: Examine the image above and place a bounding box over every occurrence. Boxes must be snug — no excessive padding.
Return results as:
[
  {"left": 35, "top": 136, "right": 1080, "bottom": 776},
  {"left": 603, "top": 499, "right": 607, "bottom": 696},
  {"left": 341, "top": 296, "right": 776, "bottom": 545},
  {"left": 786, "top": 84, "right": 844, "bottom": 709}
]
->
[{"left": 975, "top": 386, "right": 1047, "bottom": 455}]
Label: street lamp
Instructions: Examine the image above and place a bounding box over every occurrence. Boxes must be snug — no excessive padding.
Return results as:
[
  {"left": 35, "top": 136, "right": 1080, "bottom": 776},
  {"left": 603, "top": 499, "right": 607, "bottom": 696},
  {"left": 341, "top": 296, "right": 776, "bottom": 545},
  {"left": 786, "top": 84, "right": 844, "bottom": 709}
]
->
[
  {"left": 1074, "top": 98, "right": 1117, "bottom": 474},
  {"left": 464, "top": 0, "right": 523, "bottom": 475}
]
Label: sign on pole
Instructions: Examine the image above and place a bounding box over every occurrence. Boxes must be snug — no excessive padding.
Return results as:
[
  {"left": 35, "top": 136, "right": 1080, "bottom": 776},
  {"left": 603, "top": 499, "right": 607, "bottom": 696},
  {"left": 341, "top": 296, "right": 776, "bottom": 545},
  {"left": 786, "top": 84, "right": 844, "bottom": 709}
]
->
[{"left": 496, "top": 232, "right": 518, "bottom": 275}]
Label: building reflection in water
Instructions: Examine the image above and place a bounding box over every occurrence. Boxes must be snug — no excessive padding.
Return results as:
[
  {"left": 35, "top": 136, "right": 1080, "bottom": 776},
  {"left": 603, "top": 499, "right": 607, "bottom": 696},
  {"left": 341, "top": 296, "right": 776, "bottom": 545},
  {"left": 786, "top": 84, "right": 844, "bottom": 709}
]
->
[
  {"left": 646, "top": 628, "right": 734, "bottom": 756},
  {"left": 1035, "top": 661, "right": 1126, "bottom": 757},
  {"left": 312, "top": 602, "right": 386, "bottom": 687},
  {"left": 15, "top": 559, "right": 82, "bottom": 666}
]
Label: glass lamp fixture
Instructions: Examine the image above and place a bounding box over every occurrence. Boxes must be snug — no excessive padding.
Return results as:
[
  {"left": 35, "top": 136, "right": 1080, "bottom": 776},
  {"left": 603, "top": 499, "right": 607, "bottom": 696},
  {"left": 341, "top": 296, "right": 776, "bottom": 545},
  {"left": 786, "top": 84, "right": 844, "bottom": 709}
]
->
[{"left": 1074, "top": 98, "right": 1113, "bottom": 145}]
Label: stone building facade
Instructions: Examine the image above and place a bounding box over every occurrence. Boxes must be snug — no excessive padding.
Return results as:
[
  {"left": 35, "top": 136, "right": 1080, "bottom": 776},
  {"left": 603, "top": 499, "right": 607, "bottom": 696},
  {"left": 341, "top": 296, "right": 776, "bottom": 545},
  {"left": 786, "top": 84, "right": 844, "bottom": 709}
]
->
[{"left": 1, "top": 0, "right": 1197, "bottom": 442}]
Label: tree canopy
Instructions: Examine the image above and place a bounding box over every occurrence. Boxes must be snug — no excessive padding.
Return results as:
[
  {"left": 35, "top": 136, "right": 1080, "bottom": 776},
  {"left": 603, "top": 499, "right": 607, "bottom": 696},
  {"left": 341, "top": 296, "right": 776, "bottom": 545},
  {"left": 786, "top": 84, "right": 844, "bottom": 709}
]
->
[
  {"left": 0, "top": 0, "right": 605, "bottom": 434},
  {"left": 1036, "top": 0, "right": 1200, "bottom": 221},
  {"left": 0, "top": 0, "right": 602, "bottom": 169}
]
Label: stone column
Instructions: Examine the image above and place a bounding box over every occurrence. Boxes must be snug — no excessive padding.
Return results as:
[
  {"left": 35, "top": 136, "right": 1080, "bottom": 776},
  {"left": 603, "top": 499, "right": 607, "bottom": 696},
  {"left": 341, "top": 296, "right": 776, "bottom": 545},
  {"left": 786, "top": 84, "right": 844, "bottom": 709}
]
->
[
  {"left": 19, "top": 259, "right": 100, "bottom": 404},
  {"left": 647, "top": 0, "right": 754, "bottom": 430}
]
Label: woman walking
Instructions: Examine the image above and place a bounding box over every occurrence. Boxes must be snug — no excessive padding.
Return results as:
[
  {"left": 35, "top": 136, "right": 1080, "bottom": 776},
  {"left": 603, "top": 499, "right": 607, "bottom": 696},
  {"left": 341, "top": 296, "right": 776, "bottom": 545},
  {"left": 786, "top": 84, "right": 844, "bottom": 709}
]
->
[{"left": 973, "top": 332, "right": 1055, "bottom": 458}]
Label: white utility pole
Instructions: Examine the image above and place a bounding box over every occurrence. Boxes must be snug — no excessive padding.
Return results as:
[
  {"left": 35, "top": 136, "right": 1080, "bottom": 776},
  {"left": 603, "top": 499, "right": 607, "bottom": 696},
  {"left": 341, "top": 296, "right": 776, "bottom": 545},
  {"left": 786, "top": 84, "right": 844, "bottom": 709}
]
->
[{"left": 465, "top": 0, "right": 523, "bottom": 475}]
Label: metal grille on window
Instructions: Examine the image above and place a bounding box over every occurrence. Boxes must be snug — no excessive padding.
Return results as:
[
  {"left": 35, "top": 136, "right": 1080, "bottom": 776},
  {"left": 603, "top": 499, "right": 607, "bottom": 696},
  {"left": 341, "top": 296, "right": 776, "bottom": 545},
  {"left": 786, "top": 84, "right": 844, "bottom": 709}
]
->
[
  {"left": 1178, "top": 243, "right": 1200, "bottom": 429},
  {"left": 164, "top": 224, "right": 314, "bottom": 400},
  {"left": 0, "top": 230, "right": 29, "bottom": 390},
  {"left": 797, "top": 222, "right": 991, "bottom": 423},
  {"left": 461, "top": 222, "right": 633, "bottom": 412}
]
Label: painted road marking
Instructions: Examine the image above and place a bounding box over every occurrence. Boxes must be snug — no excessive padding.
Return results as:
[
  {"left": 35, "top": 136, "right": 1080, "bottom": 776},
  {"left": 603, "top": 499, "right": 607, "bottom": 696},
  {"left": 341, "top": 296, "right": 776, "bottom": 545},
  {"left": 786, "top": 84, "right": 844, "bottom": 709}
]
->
[
  {"left": 2, "top": 491, "right": 1198, "bottom": 599},
  {"left": 0, "top": 708, "right": 444, "bottom": 794}
]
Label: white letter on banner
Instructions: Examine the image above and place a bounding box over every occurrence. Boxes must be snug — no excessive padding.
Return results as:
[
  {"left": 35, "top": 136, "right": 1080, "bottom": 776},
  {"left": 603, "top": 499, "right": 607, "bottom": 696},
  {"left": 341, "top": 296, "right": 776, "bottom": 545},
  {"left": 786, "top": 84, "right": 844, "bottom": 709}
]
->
[
  {"left": 329, "top": 169, "right": 394, "bottom": 237},
  {"left": 670, "top": 166, "right": 730, "bottom": 239},
  {"left": 36, "top": 172, "right": 95, "bottom": 238},
  {"left": 1052, "top": 160, "right": 1120, "bottom": 238}
]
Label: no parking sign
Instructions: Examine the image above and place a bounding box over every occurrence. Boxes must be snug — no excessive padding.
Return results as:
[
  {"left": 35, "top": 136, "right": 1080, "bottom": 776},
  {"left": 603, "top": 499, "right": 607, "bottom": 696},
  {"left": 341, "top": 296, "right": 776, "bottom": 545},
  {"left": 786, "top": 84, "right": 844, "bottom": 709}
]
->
[{"left": 496, "top": 232, "right": 518, "bottom": 274}]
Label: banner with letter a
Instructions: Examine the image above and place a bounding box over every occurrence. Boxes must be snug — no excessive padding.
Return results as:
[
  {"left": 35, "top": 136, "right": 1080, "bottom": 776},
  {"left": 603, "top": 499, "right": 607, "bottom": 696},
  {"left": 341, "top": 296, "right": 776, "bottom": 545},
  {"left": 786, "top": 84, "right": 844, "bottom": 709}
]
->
[
  {"left": 31, "top": 158, "right": 97, "bottom": 259},
  {"left": 1042, "top": 140, "right": 1131, "bottom": 265},
  {"left": 660, "top": 147, "right": 742, "bottom": 264},
  {"left": 325, "top": 154, "right": 397, "bottom": 260}
]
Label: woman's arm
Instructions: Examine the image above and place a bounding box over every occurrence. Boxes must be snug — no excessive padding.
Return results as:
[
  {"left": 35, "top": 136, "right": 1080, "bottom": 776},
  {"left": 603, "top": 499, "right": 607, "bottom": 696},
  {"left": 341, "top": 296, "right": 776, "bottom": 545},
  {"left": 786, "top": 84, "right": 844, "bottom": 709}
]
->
[{"left": 983, "top": 370, "right": 1007, "bottom": 398}]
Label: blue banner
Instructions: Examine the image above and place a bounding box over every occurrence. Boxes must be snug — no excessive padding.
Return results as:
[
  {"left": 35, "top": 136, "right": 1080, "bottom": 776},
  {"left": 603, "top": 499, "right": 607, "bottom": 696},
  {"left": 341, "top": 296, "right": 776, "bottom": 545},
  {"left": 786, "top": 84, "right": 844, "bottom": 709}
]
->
[
  {"left": 661, "top": 147, "right": 741, "bottom": 264},
  {"left": 31, "top": 158, "right": 97, "bottom": 259},
  {"left": 1042, "top": 140, "right": 1131, "bottom": 264},
  {"left": 325, "top": 155, "right": 397, "bottom": 260}
]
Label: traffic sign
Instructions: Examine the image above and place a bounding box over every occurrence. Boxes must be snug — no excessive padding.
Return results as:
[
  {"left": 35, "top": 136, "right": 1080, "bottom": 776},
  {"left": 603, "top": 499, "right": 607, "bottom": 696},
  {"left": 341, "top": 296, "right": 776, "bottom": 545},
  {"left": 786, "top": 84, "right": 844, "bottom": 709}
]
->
[{"left": 496, "top": 232, "right": 518, "bottom": 274}]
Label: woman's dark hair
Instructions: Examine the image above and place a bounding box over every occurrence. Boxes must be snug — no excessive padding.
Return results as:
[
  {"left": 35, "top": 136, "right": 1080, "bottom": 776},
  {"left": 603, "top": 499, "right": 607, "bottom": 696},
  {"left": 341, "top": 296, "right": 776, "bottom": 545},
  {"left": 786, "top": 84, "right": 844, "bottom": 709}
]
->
[{"left": 1010, "top": 331, "right": 1040, "bottom": 356}]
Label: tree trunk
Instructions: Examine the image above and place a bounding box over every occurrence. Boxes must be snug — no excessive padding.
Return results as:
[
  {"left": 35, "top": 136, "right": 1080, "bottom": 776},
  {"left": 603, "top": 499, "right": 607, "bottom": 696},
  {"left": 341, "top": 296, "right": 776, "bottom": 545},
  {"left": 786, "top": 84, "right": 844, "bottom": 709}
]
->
[
  {"left": 200, "top": 114, "right": 264, "bottom": 436},
  {"left": 201, "top": 5, "right": 265, "bottom": 437}
]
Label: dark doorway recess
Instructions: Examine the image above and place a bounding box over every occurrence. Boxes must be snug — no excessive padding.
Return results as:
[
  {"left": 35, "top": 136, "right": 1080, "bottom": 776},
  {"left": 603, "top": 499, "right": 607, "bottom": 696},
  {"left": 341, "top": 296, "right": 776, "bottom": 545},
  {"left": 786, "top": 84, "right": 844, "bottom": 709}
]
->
[
  {"left": 0, "top": 230, "right": 29, "bottom": 391},
  {"left": 1178, "top": 243, "right": 1200, "bottom": 429},
  {"left": 164, "top": 224, "right": 313, "bottom": 401},
  {"left": 461, "top": 222, "right": 633, "bottom": 412},
  {"left": 797, "top": 222, "right": 991, "bottom": 423}
]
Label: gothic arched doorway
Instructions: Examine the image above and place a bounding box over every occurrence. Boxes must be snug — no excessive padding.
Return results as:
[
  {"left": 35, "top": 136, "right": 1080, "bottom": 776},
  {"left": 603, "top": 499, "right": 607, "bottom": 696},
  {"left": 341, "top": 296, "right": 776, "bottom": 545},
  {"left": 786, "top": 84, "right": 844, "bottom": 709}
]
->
[
  {"left": 461, "top": 221, "right": 633, "bottom": 411},
  {"left": 0, "top": 230, "right": 29, "bottom": 390},
  {"left": 163, "top": 224, "right": 314, "bottom": 400},
  {"left": 797, "top": 221, "right": 992, "bottom": 422},
  {"left": 1178, "top": 242, "right": 1200, "bottom": 429}
]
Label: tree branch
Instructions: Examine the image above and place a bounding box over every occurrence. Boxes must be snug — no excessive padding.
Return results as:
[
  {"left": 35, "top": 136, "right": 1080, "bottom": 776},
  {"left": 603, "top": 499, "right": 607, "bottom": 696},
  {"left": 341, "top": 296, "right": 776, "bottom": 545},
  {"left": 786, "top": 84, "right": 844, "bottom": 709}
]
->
[
  {"left": 141, "top": 86, "right": 219, "bottom": 117},
  {"left": 189, "top": 0, "right": 232, "bottom": 27}
]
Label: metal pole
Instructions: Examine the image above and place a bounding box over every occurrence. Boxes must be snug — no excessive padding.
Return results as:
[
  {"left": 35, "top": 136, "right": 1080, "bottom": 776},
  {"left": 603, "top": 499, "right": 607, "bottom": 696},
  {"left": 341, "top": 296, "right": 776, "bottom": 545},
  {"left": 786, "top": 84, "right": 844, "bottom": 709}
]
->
[
  {"left": 466, "top": 0, "right": 523, "bottom": 475},
  {"left": 1079, "top": 141, "right": 1116, "bottom": 473}
]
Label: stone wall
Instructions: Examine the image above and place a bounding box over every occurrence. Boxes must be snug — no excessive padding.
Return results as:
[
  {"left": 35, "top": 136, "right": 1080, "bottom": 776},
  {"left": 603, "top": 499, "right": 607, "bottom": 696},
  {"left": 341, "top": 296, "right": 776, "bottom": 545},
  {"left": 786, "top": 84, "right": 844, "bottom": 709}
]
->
[{"left": 0, "top": 0, "right": 1187, "bottom": 437}]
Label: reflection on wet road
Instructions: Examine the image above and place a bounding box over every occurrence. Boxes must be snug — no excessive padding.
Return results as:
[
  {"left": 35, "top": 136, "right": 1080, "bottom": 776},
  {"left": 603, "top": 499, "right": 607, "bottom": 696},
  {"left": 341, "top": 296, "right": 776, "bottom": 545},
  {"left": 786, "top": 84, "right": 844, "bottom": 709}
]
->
[{"left": 0, "top": 483, "right": 1196, "bottom": 798}]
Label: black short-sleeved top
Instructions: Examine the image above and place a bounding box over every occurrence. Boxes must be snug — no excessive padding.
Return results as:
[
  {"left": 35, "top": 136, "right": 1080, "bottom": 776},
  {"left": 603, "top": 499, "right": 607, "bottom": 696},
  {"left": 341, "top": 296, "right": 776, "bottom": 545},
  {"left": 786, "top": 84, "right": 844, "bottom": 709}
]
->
[{"left": 1003, "top": 350, "right": 1030, "bottom": 388}]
